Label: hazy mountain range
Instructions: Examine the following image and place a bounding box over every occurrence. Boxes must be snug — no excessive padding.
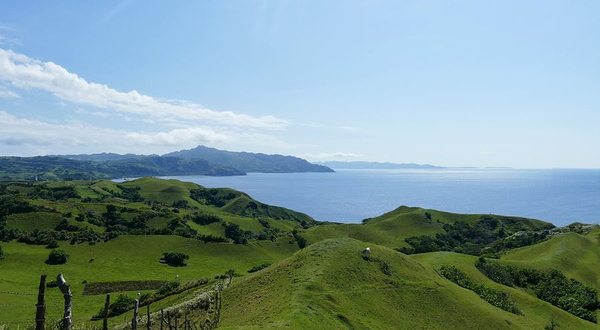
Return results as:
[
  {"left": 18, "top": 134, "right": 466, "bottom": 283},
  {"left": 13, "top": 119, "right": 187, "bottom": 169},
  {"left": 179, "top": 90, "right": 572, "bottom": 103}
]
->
[{"left": 319, "top": 161, "right": 444, "bottom": 170}]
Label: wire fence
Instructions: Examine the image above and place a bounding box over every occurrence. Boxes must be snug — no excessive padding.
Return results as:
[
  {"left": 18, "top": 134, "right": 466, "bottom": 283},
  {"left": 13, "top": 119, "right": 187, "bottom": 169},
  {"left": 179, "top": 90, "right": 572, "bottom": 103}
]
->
[{"left": 0, "top": 274, "right": 231, "bottom": 330}]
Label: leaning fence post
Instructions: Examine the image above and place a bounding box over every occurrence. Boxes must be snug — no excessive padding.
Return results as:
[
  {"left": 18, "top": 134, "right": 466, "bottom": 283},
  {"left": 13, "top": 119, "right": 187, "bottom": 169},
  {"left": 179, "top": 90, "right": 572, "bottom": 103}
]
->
[
  {"left": 132, "top": 299, "right": 139, "bottom": 329},
  {"left": 103, "top": 293, "right": 110, "bottom": 330},
  {"left": 57, "top": 274, "right": 72, "bottom": 330},
  {"left": 36, "top": 274, "right": 47, "bottom": 330}
]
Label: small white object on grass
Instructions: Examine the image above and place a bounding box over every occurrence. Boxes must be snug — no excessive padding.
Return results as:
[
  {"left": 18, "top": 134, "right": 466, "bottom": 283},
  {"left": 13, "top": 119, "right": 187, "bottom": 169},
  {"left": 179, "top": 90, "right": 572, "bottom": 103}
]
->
[{"left": 362, "top": 247, "right": 371, "bottom": 257}]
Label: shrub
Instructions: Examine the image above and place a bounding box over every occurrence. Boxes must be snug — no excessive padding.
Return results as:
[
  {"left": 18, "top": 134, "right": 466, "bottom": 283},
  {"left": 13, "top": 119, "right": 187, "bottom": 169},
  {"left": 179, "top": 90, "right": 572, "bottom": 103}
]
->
[
  {"left": 46, "top": 240, "right": 59, "bottom": 249},
  {"left": 476, "top": 260, "right": 599, "bottom": 322},
  {"left": 46, "top": 249, "right": 69, "bottom": 265},
  {"left": 224, "top": 223, "right": 248, "bottom": 244},
  {"left": 156, "top": 281, "right": 180, "bottom": 295},
  {"left": 0, "top": 245, "right": 3, "bottom": 260},
  {"left": 162, "top": 252, "right": 189, "bottom": 267},
  {"left": 188, "top": 212, "right": 221, "bottom": 226},
  {"left": 248, "top": 263, "right": 270, "bottom": 273},
  {"left": 440, "top": 265, "right": 522, "bottom": 315},
  {"left": 95, "top": 294, "right": 135, "bottom": 318}
]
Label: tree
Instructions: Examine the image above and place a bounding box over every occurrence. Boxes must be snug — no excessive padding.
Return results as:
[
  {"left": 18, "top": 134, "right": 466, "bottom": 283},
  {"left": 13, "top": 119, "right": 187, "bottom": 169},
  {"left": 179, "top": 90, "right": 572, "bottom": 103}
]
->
[
  {"left": 46, "top": 249, "right": 69, "bottom": 265},
  {"left": 162, "top": 252, "right": 189, "bottom": 267}
]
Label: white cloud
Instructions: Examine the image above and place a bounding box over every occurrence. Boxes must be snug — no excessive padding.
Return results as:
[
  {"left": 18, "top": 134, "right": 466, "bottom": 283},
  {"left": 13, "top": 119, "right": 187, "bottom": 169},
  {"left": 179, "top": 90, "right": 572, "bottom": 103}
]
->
[
  {"left": 0, "top": 48, "right": 288, "bottom": 129},
  {"left": 74, "top": 109, "right": 111, "bottom": 118},
  {"left": 299, "top": 151, "right": 361, "bottom": 160},
  {"left": 0, "top": 111, "right": 234, "bottom": 153},
  {"left": 0, "top": 87, "right": 19, "bottom": 98},
  {"left": 126, "top": 127, "right": 231, "bottom": 146}
]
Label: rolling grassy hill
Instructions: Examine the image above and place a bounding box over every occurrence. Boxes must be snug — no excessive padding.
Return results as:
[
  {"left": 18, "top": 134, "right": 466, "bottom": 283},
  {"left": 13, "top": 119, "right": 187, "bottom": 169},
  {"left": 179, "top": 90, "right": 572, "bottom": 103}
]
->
[
  {"left": 303, "top": 205, "right": 554, "bottom": 250},
  {"left": 1, "top": 177, "right": 598, "bottom": 328},
  {"left": 501, "top": 226, "right": 600, "bottom": 291},
  {"left": 220, "top": 238, "right": 595, "bottom": 329}
]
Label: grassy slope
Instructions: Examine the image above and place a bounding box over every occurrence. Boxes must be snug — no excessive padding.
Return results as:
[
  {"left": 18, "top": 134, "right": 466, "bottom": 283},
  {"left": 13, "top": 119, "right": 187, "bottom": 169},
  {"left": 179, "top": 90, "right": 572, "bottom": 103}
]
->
[
  {"left": 220, "top": 238, "right": 594, "bottom": 330},
  {"left": 501, "top": 227, "right": 600, "bottom": 291},
  {"left": 303, "top": 206, "right": 552, "bottom": 249},
  {"left": 0, "top": 236, "right": 299, "bottom": 325}
]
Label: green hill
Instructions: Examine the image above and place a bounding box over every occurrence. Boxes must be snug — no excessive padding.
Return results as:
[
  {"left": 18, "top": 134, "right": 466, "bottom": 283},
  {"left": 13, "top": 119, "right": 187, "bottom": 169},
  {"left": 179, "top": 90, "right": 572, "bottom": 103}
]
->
[
  {"left": 304, "top": 206, "right": 554, "bottom": 253},
  {"left": 0, "top": 156, "right": 244, "bottom": 181},
  {"left": 501, "top": 226, "right": 600, "bottom": 291},
  {"left": 220, "top": 238, "right": 595, "bottom": 329}
]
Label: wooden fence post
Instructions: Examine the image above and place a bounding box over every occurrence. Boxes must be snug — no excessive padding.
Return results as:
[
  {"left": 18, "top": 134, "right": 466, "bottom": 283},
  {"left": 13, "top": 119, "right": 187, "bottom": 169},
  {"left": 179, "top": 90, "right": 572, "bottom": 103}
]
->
[
  {"left": 35, "top": 274, "right": 47, "bottom": 330},
  {"left": 103, "top": 293, "right": 110, "bottom": 330},
  {"left": 160, "top": 309, "right": 164, "bottom": 330},
  {"left": 132, "top": 299, "right": 139, "bottom": 330},
  {"left": 146, "top": 303, "right": 151, "bottom": 330},
  {"left": 57, "top": 274, "right": 72, "bottom": 330}
]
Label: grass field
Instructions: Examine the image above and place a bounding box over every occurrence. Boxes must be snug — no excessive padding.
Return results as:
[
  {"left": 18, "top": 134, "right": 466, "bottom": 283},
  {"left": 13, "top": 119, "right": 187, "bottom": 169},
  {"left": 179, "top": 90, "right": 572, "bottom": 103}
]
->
[
  {"left": 219, "top": 238, "right": 596, "bottom": 329},
  {"left": 0, "top": 236, "right": 299, "bottom": 326}
]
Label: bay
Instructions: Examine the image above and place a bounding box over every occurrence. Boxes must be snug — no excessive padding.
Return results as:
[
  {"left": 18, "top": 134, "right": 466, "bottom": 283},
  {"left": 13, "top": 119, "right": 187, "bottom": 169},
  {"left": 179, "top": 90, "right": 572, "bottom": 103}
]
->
[{"left": 160, "top": 168, "right": 600, "bottom": 226}]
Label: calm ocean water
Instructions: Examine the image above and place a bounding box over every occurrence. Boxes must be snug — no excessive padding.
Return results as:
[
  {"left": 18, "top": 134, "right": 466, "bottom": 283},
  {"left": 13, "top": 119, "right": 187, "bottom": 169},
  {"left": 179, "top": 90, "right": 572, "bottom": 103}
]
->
[{"left": 161, "top": 169, "right": 600, "bottom": 227}]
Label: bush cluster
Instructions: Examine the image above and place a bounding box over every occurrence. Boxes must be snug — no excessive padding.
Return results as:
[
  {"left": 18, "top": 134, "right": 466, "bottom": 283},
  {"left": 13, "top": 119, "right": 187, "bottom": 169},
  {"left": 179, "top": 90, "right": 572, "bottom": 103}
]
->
[
  {"left": 248, "top": 263, "right": 270, "bottom": 273},
  {"left": 475, "top": 259, "right": 599, "bottom": 322},
  {"left": 398, "top": 217, "right": 551, "bottom": 256},
  {"left": 162, "top": 252, "right": 190, "bottom": 267},
  {"left": 46, "top": 249, "right": 69, "bottom": 265},
  {"left": 440, "top": 265, "right": 522, "bottom": 315}
]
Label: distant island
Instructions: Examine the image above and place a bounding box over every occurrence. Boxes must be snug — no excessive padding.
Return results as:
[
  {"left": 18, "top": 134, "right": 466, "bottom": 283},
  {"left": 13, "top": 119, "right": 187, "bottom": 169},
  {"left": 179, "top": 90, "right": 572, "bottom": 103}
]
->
[
  {"left": 0, "top": 145, "right": 334, "bottom": 181},
  {"left": 318, "top": 161, "right": 444, "bottom": 170}
]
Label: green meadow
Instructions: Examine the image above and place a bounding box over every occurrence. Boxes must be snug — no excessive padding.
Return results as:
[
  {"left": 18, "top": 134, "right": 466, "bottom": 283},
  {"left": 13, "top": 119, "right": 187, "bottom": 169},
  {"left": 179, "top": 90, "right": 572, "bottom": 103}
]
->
[{"left": 0, "top": 177, "right": 598, "bottom": 329}]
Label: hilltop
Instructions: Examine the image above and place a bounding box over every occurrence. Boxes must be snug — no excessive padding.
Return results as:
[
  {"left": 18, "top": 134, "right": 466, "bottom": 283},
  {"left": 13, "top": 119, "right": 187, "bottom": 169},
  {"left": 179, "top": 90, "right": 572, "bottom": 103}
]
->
[
  {"left": 164, "top": 145, "right": 334, "bottom": 173},
  {"left": 219, "top": 238, "right": 595, "bottom": 329}
]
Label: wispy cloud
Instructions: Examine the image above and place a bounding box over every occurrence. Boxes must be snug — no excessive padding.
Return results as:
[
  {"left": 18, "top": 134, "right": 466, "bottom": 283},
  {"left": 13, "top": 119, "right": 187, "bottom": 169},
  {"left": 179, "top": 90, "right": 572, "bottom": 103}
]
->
[
  {"left": 0, "top": 48, "right": 288, "bottom": 129},
  {"left": 126, "top": 127, "right": 231, "bottom": 146},
  {"left": 337, "top": 125, "right": 366, "bottom": 132},
  {"left": 0, "top": 35, "right": 20, "bottom": 46},
  {"left": 0, "top": 111, "right": 233, "bottom": 152},
  {"left": 299, "top": 151, "right": 361, "bottom": 160},
  {"left": 0, "top": 86, "right": 20, "bottom": 98}
]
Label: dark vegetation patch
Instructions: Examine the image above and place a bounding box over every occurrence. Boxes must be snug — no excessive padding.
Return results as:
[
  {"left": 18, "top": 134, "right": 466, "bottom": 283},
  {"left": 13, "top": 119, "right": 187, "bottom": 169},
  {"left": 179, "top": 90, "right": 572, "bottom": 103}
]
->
[
  {"left": 248, "top": 263, "right": 271, "bottom": 273},
  {"left": 161, "top": 251, "right": 190, "bottom": 267},
  {"left": 440, "top": 265, "right": 522, "bottom": 315},
  {"left": 186, "top": 212, "right": 222, "bottom": 225},
  {"left": 397, "top": 215, "right": 555, "bottom": 256},
  {"left": 476, "top": 258, "right": 599, "bottom": 323},
  {"left": 362, "top": 255, "right": 393, "bottom": 276},
  {"left": 83, "top": 280, "right": 167, "bottom": 295},
  {"left": 93, "top": 278, "right": 209, "bottom": 318},
  {"left": 46, "top": 249, "right": 69, "bottom": 265}
]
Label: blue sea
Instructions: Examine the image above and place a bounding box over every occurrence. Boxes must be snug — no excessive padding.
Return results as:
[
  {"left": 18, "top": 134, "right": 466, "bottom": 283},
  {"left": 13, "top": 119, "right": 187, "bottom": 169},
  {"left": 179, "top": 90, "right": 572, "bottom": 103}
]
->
[{"left": 161, "top": 169, "right": 600, "bottom": 227}]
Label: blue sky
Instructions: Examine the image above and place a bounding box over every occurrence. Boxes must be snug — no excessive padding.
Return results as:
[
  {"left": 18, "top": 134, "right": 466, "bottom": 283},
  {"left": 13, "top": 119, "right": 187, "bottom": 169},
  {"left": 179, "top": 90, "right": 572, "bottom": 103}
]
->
[{"left": 0, "top": 0, "right": 598, "bottom": 168}]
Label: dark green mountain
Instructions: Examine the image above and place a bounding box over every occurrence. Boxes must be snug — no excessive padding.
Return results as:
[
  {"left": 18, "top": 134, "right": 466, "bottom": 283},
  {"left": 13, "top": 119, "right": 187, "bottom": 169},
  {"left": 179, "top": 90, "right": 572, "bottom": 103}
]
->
[
  {"left": 0, "top": 156, "right": 244, "bottom": 181},
  {"left": 164, "top": 145, "right": 334, "bottom": 173}
]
